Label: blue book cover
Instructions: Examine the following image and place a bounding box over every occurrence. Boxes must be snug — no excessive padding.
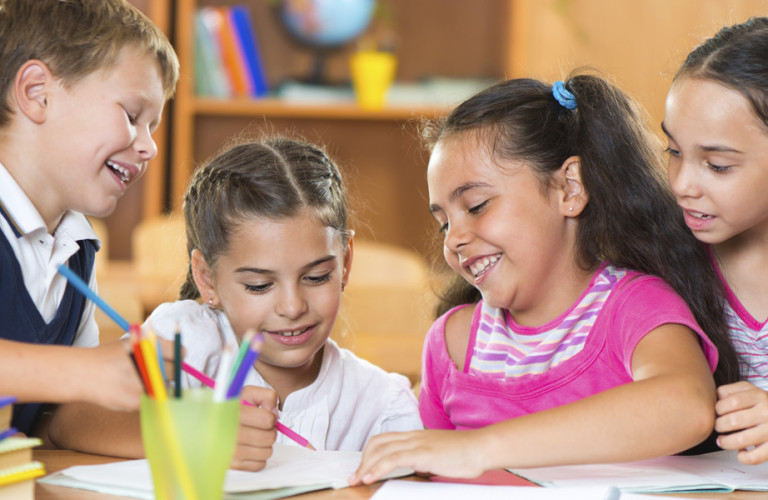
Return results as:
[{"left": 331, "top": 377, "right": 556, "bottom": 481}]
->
[{"left": 229, "top": 5, "right": 269, "bottom": 97}]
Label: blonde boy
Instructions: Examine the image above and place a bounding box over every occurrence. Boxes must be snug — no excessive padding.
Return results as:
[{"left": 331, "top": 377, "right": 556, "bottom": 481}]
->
[{"left": 0, "top": 0, "right": 178, "bottom": 436}]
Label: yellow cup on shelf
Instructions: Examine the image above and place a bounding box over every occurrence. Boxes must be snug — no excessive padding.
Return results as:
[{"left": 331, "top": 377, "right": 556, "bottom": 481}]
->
[
  {"left": 350, "top": 50, "right": 397, "bottom": 110},
  {"left": 140, "top": 389, "right": 240, "bottom": 500}
]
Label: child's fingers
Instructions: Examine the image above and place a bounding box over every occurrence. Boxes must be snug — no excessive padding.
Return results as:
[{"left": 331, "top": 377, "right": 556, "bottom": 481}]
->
[
  {"left": 716, "top": 385, "right": 768, "bottom": 420},
  {"left": 717, "top": 423, "right": 768, "bottom": 463},
  {"left": 717, "top": 381, "right": 759, "bottom": 399},
  {"left": 232, "top": 406, "right": 277, "bottom": 472},
  {"left": 736, "top": 441, "right": 768, "bottom": 465},
  {"left": 351, "top": 432, "right": 421, "bottom": 485},
  {"left": 240, "top": 404, "right": 277, "bottom": 430},
  {"left": 240, "top": 385, "right": 278, "bottom": 411},
  {"left": 230, "top": 441, "right": 274, "bottom": 471}
]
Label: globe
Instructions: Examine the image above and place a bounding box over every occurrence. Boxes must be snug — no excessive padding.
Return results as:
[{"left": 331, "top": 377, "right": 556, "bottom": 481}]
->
[{"left": 280, "top": 0, "right": 377, "bottom": 48}]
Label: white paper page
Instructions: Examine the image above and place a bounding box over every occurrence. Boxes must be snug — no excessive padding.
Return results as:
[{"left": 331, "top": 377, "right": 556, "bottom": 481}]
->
[
  {"left": 370, "top": 480, "right": 621, "bottom": 500},
  {"left": 512, "top": 450, "right": 768, "bottom": 493},
  {"left": 659, "top": 450, "right": 768, "bottom": 491},
  {"left": 622, "top": 495, "right": 719, "bottom": 500},
  {"left": 38, "top": 444, "right": 412, "bottom": 497},
  {"left": 512, "top": 458, "right": 720, "bottom": 493}
]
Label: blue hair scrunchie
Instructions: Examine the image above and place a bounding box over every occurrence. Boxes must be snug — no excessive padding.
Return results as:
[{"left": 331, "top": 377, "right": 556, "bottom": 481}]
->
[{"left": 552, "top": 80, "right": 577, "bottom": 110}]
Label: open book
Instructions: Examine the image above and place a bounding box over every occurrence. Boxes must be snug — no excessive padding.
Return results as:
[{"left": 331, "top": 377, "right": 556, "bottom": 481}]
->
[
  {"left": 510, "top": 450, "right": 768, "bottom": 494},
  {"left": 39, "top": 444, "right": 412, "bottom": 500}
]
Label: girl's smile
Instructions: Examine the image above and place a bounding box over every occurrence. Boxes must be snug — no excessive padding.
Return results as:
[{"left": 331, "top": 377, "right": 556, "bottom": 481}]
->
[
  {"left": 265, "top": 323, "right": 317, "bottom": 346},
  {"left": 463, "top": 253, "right": 502, "bottom": 285},
  {"left": 197, "top": 208, "right": 352, "bottom": 389}
]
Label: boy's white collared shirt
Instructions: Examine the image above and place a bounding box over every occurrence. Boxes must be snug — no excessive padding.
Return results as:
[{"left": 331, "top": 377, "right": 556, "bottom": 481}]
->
[{"left": 0, "top": 162, "right": 99, "bottom": 347}]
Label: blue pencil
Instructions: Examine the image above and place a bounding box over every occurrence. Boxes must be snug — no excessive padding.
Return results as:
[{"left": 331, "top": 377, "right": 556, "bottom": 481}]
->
[
  {"left": 56, "top": 264, "right": 130, "bottom": 332},
  {"left": 226, "top": 333, "right": 263, "bottom": 400}
]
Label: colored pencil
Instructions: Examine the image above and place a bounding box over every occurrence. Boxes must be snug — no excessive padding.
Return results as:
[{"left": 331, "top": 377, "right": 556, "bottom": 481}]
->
[
  {"left": 56, "top": 264, "right": 130, "bottom": 332},
  {"left": 226, "top": 333, "right": 263, "bottom": 400},
  {"left": 229, "top": 329, "right": 255, "bottom": 385},
  {"left": 181, "top": 361, "right": 315, "bottom": 450},
  {"left": 129, "top": 325, "right": 153, "bottom": 396},
  {"left": 173, "top": 326, "right": 182, "bottom": 399},
  {"left": 139, "top": 332, "right": 167, "bottom": 401},
  {"left": 213, "top": 344, "right": 235, "bottom": 402}
]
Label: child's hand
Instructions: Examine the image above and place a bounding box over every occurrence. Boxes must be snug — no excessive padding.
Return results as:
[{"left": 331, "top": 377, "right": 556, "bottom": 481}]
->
[
  {"left": 230, "top": 385, "right": 278, "bottom": 471},
  {"left": 348, "top": 429, "right": 486, "bottom": 485},
  {"left": 715, "top": 381, "right": 768, "bottom": 464},
  {"left": 84, "top": 340, "right": 145, "bottom": 411}
]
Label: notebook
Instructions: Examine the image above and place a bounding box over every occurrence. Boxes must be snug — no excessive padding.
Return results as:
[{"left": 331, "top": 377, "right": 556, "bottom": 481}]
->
[
  {"left": 39, "top": 443, "right": 412, "bottom": 499},
  {"left": 511, "top": 449, "right": 768, "bottom": 493}
]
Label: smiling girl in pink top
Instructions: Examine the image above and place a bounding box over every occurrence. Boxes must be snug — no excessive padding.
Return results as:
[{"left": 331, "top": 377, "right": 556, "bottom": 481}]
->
[{"left": 350, "top": 73, "right": 740, "bottom": 484}]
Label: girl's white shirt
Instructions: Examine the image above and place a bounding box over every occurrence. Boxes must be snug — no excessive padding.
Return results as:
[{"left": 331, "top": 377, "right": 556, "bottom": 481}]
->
[{"left": 144, "top": 300, "right": 423, "bottom": 451}]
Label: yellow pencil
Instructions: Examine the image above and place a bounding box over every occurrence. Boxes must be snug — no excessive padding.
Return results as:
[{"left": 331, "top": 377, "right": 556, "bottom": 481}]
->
[{"left": 139, "top": 335, "right": 168, "bottom": 401}]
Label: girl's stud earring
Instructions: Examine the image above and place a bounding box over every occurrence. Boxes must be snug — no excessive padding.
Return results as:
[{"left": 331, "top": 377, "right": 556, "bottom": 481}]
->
[
  {"left": 569, "top": 207, "right": 573, "bottom": 212},
  {"left": 208, "top": 298, "right": 216, "bottom": 310}
]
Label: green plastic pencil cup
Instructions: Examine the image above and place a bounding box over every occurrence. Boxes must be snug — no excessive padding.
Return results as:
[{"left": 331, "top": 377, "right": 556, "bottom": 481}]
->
[{"left": 140, "top": 389, "right": 240, "bottom": 500}]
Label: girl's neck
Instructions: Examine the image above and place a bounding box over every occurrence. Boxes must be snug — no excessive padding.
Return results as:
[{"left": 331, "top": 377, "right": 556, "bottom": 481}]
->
[{"left": 256, "top": 346, "right": 325, "bottom": 410}]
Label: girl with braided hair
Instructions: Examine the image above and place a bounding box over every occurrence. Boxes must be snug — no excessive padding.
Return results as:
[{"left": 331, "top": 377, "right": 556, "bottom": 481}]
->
[{"left": 52, "top": 136, "right": 421, "bottom": 470}]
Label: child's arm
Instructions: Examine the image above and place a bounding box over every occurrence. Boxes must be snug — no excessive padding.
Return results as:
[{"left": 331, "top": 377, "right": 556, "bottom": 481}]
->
[
  {"left": 350, "top": 323, "right": 715, "bottom": 484},
  {"left": 714, "top": 381, "right": 768, "bottom": 464},
  {"left": 0, "top": 338, "right": 143, "bottom": 410}
]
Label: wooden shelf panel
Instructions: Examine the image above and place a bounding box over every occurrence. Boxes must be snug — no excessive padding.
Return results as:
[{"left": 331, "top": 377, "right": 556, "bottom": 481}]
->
[{"left": 192, "top": 97, "right": 450, "bottom": 121}]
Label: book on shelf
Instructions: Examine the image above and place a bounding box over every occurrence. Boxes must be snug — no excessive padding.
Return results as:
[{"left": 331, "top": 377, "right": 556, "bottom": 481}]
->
[
  {"left": 215, "top": 6, "right": 253, "bottom": 97},
  {"left": 0, "top": 437, "right": 45, "bottom": 500},
  {"left": 194, "top": 8, "right": 230, "bottom": 97},
  {"left": 195, "top": 5, "right": 269, "bottom": 99},
  {"left": 229, "top": 5, "right": 269, "bottom": 97}
]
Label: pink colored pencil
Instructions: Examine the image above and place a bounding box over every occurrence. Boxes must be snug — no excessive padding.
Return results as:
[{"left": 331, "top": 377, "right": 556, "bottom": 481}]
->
[{"left": 181, "top": 362, "right": 316, "bottom": 450}]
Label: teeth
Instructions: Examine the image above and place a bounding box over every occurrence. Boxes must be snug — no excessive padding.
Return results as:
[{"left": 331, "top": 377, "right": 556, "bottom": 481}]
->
[
  {"left": 469, "top": 255, "right": 500, "bottom": 278},
  {"left": 106, "top": 160, "right": 131, "bottom": 183},
  {"left": 688, "top": 210, "right": 712, "bottom": 219},
  {"left": 274, "top": 327, "right": 308, "bottom": 337}
]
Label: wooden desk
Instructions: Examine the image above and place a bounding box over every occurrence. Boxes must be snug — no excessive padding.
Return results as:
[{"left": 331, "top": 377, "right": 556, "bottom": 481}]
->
[{"left": 33, "top": 449, "right": 768, "bottom": 500}]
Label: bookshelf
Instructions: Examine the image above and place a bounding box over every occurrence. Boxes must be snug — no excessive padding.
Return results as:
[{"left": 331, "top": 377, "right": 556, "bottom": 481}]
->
[
  {"left": 170, "top": 0, "right": 516, "bottom": 257},
  {"left": 119, "top": 0, "right": 768, "bottom": 262}
]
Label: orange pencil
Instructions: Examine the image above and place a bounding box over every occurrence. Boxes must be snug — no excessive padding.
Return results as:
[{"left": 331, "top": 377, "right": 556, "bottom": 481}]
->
[{"left": 129, "top": 325, "right": 153, "bottom": 396}]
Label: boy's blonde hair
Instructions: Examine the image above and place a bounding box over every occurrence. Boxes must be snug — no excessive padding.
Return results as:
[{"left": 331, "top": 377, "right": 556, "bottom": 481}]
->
[{"left": 0, "top": 0, "right": 179, "bottom": 127}]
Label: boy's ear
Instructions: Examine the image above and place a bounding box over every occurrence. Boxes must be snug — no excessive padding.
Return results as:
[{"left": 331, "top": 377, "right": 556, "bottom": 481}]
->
[
  {"left": 191, "top": 249, "right": 218, "bottom": 307},
  {"left": 342, "top": 230, "right": 355, "bottom": 290},
  {"left": 556, "top": 156, "right": 588, "bottom": 217},
  {"left": 14, "top": 60, "right": 53, "bottom": 124}
]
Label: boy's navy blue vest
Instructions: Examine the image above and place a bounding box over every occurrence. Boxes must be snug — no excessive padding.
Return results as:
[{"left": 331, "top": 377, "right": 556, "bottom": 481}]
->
[{"left": 0, "top": 208, "right": 96, "bottom": 435}]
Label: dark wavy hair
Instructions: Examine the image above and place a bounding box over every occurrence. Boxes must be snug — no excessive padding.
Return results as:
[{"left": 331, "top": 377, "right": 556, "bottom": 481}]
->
[
  {"left": 179, "top": 136, "right": 349, "bottom": 300},
  {"left": 422, "top": 72, "right": 739, "bottom": 389}
]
